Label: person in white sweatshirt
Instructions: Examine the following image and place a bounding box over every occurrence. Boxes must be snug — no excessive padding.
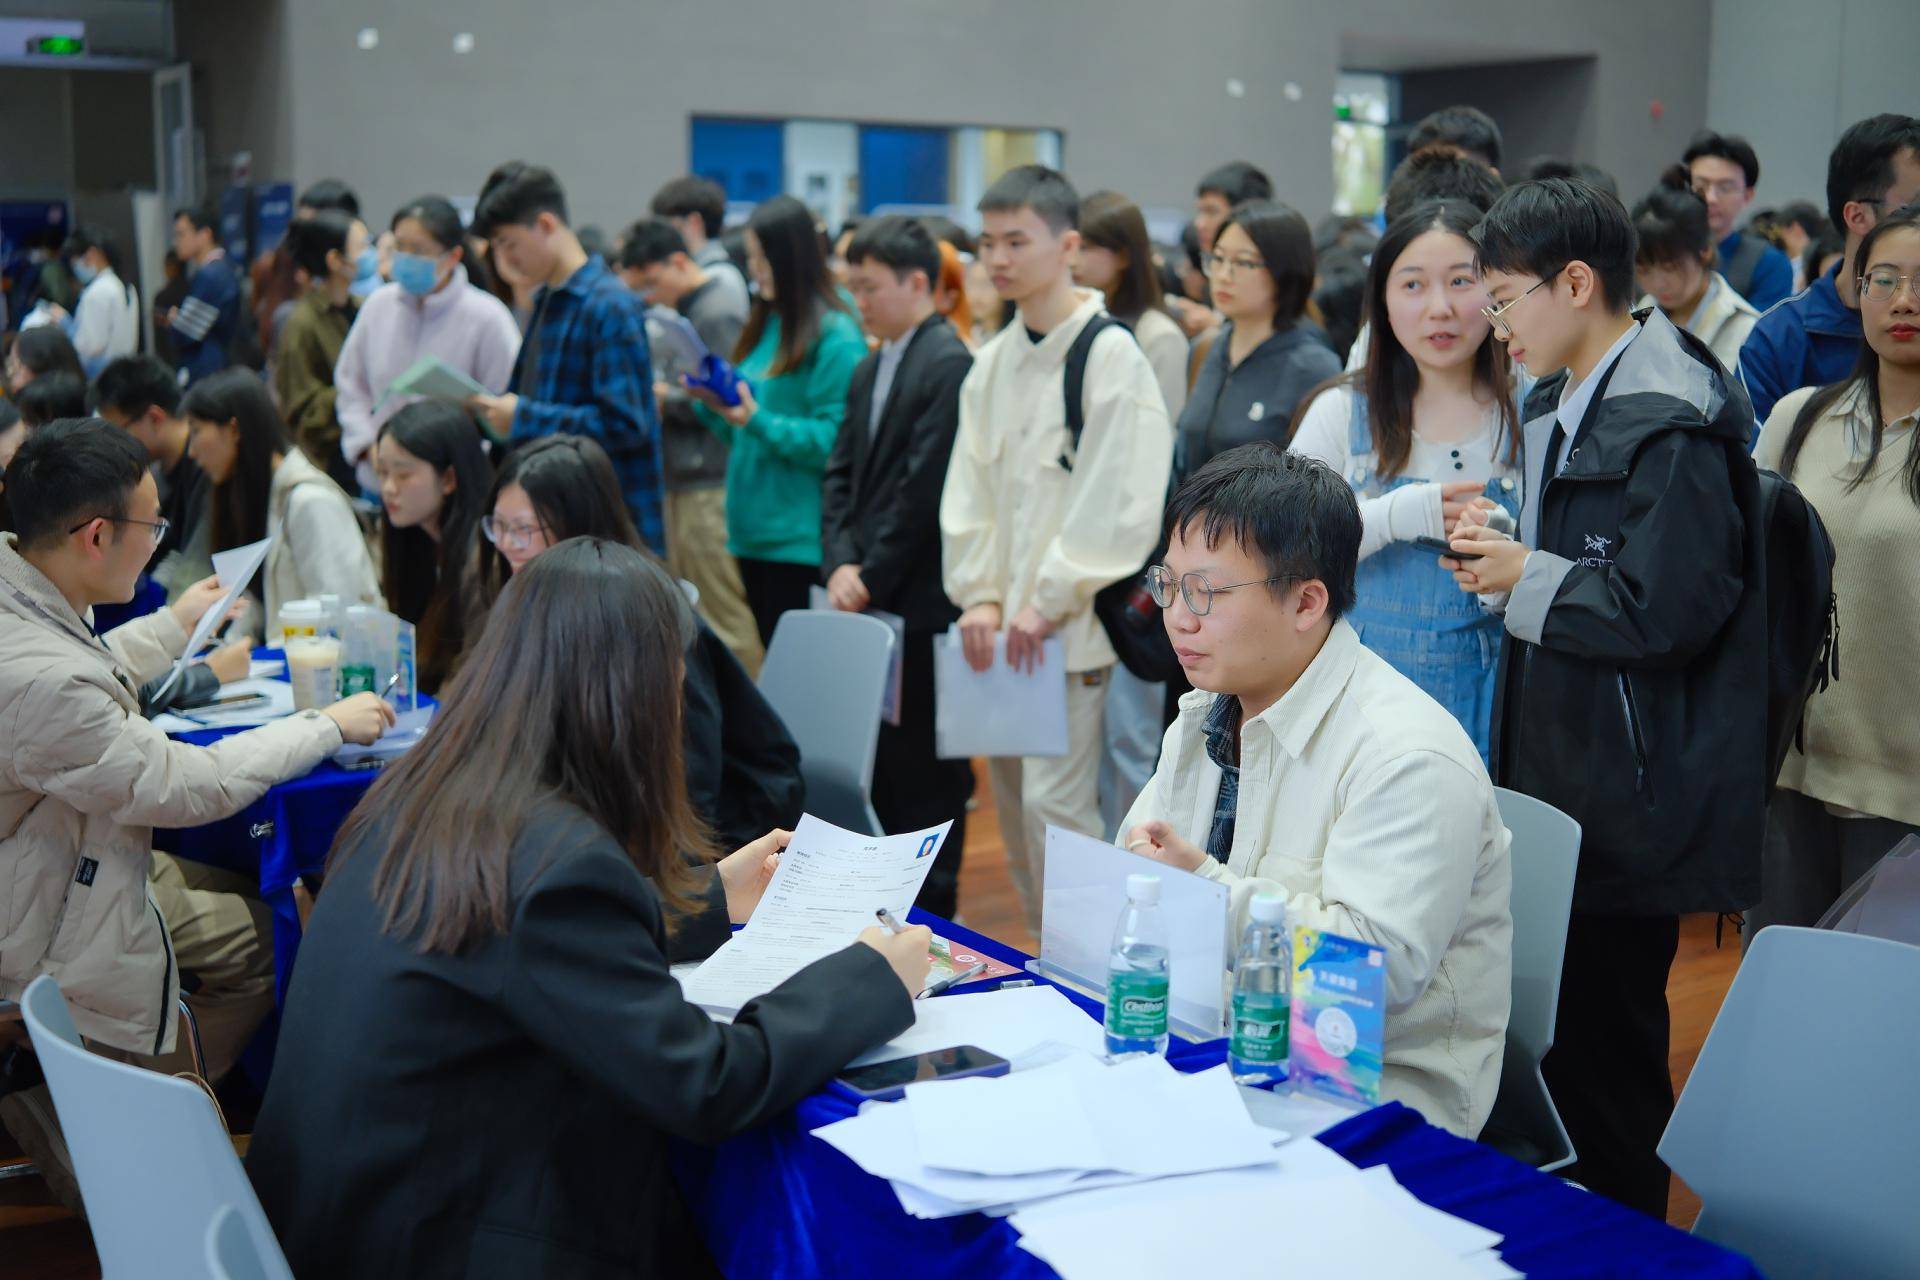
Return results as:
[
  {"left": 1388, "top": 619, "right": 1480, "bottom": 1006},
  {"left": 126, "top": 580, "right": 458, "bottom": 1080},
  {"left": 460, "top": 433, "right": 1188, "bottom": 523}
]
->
[
  {"left": 1123, "top": 443, "right": 1511, "bottom": 1138},
  {"left": 939, "top": 166, "right": 1173, "bottom": 935}
]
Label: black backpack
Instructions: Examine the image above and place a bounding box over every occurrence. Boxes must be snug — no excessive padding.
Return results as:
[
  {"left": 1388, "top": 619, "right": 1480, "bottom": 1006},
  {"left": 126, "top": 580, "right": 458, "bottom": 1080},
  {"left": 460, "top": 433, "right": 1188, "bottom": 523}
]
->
[
  {"left": 1061, "top": 315, "right": 1184, "bottom": 684},
  {"left": 1756, "top": 466, "right": 1840, "bottom": 794}
]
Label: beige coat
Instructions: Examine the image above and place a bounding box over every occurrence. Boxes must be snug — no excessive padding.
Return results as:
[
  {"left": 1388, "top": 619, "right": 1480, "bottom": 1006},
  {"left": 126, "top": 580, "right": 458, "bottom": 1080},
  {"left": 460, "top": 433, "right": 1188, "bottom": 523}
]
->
[
  {"left": 1638, "top": 272, "right": 1759, "bottom": 375},
  {"left": 262, "top": 447, "right": 380, "bottom": 627},
  {"left": 0, "top": 536, "right": 341, "bottom": 1052},
  {"left": 939, "top": 289, "right": 1173, "bottom": 671},
  {"left": 1120, "top": 621, "right": 1512, "bottom": 1137}
]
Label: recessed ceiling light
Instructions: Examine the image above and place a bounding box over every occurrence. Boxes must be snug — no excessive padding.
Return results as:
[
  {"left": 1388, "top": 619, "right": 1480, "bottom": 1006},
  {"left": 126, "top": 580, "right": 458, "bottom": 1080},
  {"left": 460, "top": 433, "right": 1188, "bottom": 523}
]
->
[
  {"left": 453, "top": 33, "right": 475, "bottom": 54},
  {"left": 356, "top": 27, "right": 379, "bottom": 51}
]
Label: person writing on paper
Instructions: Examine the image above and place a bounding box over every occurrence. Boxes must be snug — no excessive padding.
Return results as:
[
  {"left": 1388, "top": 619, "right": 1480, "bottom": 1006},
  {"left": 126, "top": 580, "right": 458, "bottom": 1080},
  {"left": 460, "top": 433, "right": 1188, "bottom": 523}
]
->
[
  {"left": 0, "top": 419, "right": 394, "bottom": 1211},
  {"left": 1121, "top": 443, "right": 1511, "bottom": 1138},
  {"left": 249, "top": 538, "right": 930, "bottom": 1277},
  {"left": 471, "top": 435, "right": 804, "bottom": 850},
  {"left": 181, "top": 369, "right": 379, "bottom": 629},
  {"left": 334, "top": 196, "right": 521, "bottom": 498}
]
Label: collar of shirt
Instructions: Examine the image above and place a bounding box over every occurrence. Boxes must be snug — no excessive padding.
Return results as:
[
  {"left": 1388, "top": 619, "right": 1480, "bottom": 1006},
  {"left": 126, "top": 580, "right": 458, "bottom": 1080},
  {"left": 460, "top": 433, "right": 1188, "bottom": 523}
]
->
[
  {"left": 1798, "top": 262, "right": 1862, "bottom": 337},
  {"left": 1555, "top": 319, "right": 1641, "bottom": 442},
  {"left": 1244, "top": 619, "right": 1365, "bottom": 761},
  {"left": 537, "top": 253, "right": 610, "bottom": 306},
  {"left": 1685, "top": 273, "right": 1723, "bottom": 335},
  {"left": 1012, "top": 288, "right": 1106, "bottom": 369}
]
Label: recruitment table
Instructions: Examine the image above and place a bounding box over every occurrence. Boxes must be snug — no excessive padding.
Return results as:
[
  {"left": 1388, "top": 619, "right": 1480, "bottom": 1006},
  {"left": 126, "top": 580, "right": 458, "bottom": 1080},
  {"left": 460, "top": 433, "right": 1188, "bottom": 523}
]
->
[{"left": 674, "top": 913, "right": 1761, "bottom": 1280}]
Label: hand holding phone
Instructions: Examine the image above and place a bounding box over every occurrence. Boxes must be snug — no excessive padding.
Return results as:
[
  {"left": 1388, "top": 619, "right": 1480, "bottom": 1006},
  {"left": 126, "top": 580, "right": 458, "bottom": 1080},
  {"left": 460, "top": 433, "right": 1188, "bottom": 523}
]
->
[{"left": 1412, "top": 535, "right": 1483, "bottom": 561}]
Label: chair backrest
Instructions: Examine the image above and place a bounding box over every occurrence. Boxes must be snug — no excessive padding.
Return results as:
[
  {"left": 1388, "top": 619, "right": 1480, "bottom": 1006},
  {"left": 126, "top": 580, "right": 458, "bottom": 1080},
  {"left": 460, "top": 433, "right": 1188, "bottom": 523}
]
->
[
  {"left": 758, "top": 610, "right": 896, "bottom": 835},
  {"left": 1659, "top": 927, "right": 1920, "bottom": 1278},
  {"left": 1492, "top": 787, "right": 1581, "bottom": 1066},
  {"left": 206, "top": 1203, "right": 274, "bottom": 1280},
  {"left": 21, "top": 977, "right": 293, "bottom": 1280}
]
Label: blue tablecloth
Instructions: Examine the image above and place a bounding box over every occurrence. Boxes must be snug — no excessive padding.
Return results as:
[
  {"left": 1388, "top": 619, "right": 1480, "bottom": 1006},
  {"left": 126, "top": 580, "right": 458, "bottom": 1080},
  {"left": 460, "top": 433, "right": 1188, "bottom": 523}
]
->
[{"left": 673, "top": 913, "right": 1760, "bottom": 1280}]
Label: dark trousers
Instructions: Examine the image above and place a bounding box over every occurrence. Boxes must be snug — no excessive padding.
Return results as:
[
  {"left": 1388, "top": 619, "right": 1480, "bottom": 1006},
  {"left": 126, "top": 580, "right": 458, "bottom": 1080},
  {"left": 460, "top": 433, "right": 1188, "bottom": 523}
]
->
[
  {"left": 1746, "top": 786, "right": 1919, "bottom": 944},
  {"left": 1542, "top": 911, "right": 1681, "bottom": 1220},
  {"left": 871, "top": 629, "right": 974, "bottom": 919},
  {"left": 736, "top": 557, "right": 819, "bottom": 649}
]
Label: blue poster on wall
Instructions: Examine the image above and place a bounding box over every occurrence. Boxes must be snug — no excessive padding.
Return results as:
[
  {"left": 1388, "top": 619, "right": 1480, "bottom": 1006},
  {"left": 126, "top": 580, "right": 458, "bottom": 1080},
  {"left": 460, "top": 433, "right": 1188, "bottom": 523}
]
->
[
  {"left": 859, "top": 126, "right": 950, "bottom": 214},
  {"left": 219, "top": 186, "right": 252, "bottom": 265},
  {"left": 691, "top": 118, "right": 784, "bottom": 205},
  {"left": 253, "top": 183, "right": 294, "bottom": 253}
]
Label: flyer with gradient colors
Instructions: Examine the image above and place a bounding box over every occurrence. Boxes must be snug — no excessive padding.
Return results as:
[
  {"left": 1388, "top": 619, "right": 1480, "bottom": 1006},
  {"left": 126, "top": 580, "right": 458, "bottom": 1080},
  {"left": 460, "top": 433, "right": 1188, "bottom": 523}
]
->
[{"left": 1288, "top": 927, "right": 1385, "bottom": 1108}]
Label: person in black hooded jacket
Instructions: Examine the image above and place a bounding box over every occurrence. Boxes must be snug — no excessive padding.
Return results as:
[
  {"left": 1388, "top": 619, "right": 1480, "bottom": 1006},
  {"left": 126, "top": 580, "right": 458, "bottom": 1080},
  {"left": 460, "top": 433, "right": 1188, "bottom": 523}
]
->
[{"left": 1445, "top": 179, "right": 1764, "bottom": 1222}]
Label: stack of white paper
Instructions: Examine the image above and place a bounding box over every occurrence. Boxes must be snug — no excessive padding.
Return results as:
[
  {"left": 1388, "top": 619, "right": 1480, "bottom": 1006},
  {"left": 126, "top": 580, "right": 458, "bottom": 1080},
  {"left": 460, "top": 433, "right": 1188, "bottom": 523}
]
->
[
  {"left": 678, "top": 815, "right": 952, "bottom": 1015},
  {"left": 845, "top": 984, "right": 1107, "bottom": 1068}
]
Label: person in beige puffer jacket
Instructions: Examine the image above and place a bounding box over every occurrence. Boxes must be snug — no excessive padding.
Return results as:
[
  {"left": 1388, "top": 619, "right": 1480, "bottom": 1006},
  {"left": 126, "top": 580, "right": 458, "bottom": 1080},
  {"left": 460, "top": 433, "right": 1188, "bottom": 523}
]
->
[{"left": 0, "top": 418, "right": 392, "bottom": 1207}]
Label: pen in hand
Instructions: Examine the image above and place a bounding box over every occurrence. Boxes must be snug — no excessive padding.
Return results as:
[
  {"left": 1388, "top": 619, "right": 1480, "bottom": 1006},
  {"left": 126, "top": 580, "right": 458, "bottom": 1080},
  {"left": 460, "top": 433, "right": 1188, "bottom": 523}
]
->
[
  {"left": 380, "top": 671, "right": 401, "bottom": 701},
  {"left": 875, "top": 907, "right": 906, "bottom": 935}
]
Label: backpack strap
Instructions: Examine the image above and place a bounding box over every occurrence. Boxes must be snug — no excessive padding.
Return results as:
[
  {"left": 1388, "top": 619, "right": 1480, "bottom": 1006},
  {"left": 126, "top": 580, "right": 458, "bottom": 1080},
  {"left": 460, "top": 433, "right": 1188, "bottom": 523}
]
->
[
  {"left": 1060, "top": 314, "right": 1131, "bottom": 471},
  {"left": 1720, "top": 234, "right": 1768, "bottom": 298}
]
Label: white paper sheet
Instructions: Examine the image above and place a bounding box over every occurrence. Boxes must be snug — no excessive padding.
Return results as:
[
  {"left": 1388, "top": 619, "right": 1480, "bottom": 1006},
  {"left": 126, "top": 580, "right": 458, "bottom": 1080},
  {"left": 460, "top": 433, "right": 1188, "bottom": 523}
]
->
[
  {"left": 678, "top": 814, "right": 952, "bottom": 1015},
  {"left": 151, "top": 536, "right": 271, "bottom": 704},
  {"left": 933, "top": 629, "right": 1068, "bottom": 759},
  {"left": 382, "top": 354, "right": 486, "bottom": 403},
  {"left": 846, "top": 983, "right": 1108, "bottom": 1068},
  {"left": 332, "top": 705, "right": 433, "bottom": 767}
]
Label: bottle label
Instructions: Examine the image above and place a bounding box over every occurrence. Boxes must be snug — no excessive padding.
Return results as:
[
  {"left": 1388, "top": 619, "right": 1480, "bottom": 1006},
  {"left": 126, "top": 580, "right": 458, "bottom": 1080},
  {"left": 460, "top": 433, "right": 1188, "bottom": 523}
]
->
[
  {"left": 340, "top": 664, "right": 377, "bottom": 696},
  {"left": 1105, "top": 970, "right": 1169, "bottom": 1040},
  {"left": 1230, "top": 991, "right": 1289, "bottom": 1064}
]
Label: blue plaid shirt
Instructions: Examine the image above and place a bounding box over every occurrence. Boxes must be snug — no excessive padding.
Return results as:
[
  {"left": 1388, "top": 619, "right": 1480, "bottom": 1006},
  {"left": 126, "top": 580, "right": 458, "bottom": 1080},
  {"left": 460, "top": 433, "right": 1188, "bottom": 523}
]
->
[
  {"left": 1202, "top": 695, "right": 1241, "bottom": 864},
  {"left": 508, "top": 255, "right": 666, "bottom": 554}
]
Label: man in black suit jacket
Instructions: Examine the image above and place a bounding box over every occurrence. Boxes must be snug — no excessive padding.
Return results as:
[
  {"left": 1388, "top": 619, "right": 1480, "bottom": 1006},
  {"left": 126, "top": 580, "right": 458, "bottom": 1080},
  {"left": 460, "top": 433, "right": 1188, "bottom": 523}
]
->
[{"left": 822, "top": 216, "right": 975, "bottom": 917}]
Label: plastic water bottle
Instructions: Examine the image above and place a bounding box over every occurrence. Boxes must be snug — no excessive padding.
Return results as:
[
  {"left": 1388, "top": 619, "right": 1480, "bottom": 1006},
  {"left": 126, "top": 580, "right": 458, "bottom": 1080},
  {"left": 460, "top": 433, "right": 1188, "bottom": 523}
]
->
[
  {"left": 1104, "top": 873, "right": 1170, "bottom": 1057},
  {"left": 1228, "top": 893, "right": 1291, "bottom": 1086}
]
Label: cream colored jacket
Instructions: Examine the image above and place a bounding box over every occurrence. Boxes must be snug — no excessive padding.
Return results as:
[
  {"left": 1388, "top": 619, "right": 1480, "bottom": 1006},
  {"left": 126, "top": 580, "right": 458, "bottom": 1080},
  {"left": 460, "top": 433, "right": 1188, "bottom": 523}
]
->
[
  {"left": 1639, "top": 272, "right": 1759, "bottom": 375},
  {"left": 940, "top": 290, "right": 1173, "bottom": 671},
  {"left": 0, "top": 536, "right": 341, "bottom": 1052},
  {"left": 1120, "top": 620, "right": 1513, "bottom": 1136},
  {"left": 261, "top": 447, "right": 380, "bottom": 626}
]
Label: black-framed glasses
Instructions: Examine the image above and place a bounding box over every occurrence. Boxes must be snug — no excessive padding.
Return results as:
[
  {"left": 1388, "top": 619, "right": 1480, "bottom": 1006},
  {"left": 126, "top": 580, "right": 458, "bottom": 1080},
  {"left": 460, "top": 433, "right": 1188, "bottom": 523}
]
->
[
  {"left": 1481, "top": 266, "right": 1564, "bottom": 339},
  {"left": 1146, "top": 564, "right": 1303, "bottom": 617},
  {"left": 67, "top": 514, "right": 170, "bottom": 544}
]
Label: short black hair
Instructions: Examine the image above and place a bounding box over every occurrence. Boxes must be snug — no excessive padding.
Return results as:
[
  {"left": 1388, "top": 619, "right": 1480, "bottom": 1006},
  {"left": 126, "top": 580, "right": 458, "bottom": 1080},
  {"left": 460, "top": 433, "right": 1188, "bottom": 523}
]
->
[
  {"left": 92, "top": 354, "right": 183, "bottom": 419},
  {"left": 1683, "top": 130, "right": 1761, "bottom": 190},
  {"left": 62, "top": 224, "right": 122, "bottom": 276},
  {"left": 1471, "top": 178, "right": 1638, "bottom": 312},
  {"left": 1632, "top": 177, "right": 1712, "bottom": 267},
  {"left": 650, "top": 176, "right": 728, "bottom": 240},
  {"left": 390, "top": 195, "right": 465, "bottom": 252},
  {"left": 845, "top": 214, "right": 941, "bottom": 287},
  {"left": 4, "top": 416, "right": 150, "bottom": 549},
  {"left": 616, "top": 217, "right": 690, "bottom": 271},
  {"left": 1196, "top": 161, "right": 1273, "bottom": 205},
  {"left": 919, "top": 214, "right": 975, "bottom": 255},
  {"left": 9, "top": 327, "right": 84, "bottom": 383},
  {"left": 1384, "top": 145, "right": 1505, "bottom": 223},
  {"left": 473, "top": 164, "right": 569, "bottom": 236},
  {"left": 1826, "top": 113, "right": 1920, "bottom": 235},
  {"left": 1778, "top": 200, "right": 1826, "bottom": 237},
  {"left": 1524, "top": 155, "right": 1620, "bottom": 199},
  {"left": 173, "top": 200, "right": 220, "bottom": 238},
  {"left": 1216, "top": 200, "right": 1317, "bottom": 325},
  {"left": 284, "top": 210, "right": 356, "bottom": 279},
  {"left": 17, "top": 371, "right": 88, "bottom": 428},
  {"left": 1408, "top": 106, "right": 1503, "bottom": 170},
  {"left": 978, "top": 164, "right": 1079, "bottom": 235},
  {"left": 1163, "top": 442, "right": 1360, "bottom": 620},
  {"left": 297, "top": 179, "right": 360, "bottom": 218}
]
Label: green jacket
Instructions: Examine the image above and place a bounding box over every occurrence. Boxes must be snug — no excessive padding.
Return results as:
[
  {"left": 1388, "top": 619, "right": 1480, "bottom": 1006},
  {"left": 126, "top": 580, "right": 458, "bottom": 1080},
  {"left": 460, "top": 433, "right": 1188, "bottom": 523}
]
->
[
  {"left": 275, "top": 286, "right": 357, "bottom": 476},
  {"left": 694, "top": 304, "right": 865, "bottom": 565}
]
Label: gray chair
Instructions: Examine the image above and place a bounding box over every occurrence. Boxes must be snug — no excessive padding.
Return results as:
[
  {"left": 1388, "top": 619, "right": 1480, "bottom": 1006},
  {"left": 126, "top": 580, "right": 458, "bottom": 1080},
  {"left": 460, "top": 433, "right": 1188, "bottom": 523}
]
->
[
  {"left": 21, "top": 975, "right": 294, "bottom": 1280},
  {"left": 206, "top": 1203, "right": 278, "bottom": 1280},
  {"left": 1660, "top": 926, "right": 1920, "bottom": 1279},
  {"left": 757, "top": 609, "right": 896, "bottom": 836},
  {"left": 1479, "top": 786, "right": 1580, "bottom": 1172}
]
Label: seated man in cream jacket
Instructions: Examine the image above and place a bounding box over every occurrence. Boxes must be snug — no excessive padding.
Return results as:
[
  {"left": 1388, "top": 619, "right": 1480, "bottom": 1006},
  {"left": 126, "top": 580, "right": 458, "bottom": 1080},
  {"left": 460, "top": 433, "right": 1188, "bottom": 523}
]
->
[{"left": 1122, "top": 442, "right": 1511, "bottom": 1137}]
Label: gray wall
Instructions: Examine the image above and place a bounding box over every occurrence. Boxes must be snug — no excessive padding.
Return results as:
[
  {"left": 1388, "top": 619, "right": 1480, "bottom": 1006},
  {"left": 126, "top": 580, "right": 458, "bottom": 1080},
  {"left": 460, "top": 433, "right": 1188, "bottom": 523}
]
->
[
  {"left": 175, "top": 0, "right": 1723, "bottom": 232},
  {"left": 1707, "top": 0, "right": 1920, "bottom": 223},
  {"left": 0, "top": 70, "right": 75, "bottom": 198},
  {"left": 1398, "top": 58, "right": 1599, "bottom": 183}
]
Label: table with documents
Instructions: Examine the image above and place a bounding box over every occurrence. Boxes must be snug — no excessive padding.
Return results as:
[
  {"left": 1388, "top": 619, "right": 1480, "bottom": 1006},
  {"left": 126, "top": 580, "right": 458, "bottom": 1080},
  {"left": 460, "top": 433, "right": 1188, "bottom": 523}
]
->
[{"left": 670, "top": 911, "right": 1762, "bottom": 1280}]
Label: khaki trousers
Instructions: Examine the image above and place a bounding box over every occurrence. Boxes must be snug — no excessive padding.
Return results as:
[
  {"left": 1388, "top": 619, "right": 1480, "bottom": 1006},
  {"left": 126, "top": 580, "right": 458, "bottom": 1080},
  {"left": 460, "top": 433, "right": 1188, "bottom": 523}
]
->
[{"left": 667, "top": 486, "right": 764, "bottom": 677}]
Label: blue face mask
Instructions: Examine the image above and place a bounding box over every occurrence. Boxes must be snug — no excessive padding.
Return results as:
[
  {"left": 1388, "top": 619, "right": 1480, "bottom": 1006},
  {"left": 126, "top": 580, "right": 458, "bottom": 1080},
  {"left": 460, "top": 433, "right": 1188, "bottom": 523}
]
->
[
  {"left": 72, "top": 258, "right": 100, "bottom": 285},
  {"left": 350, "top": 245, "right": 382, "bottom": 298},
  {"left": 391, "top": 251, "right": 442, "bottom": 298}
]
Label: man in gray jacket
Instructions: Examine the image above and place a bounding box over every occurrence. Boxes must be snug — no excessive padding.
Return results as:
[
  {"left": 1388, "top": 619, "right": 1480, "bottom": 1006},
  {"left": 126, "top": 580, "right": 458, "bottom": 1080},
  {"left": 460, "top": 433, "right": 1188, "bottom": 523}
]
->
[{"left": 0, "top": 418, "right": 391, "bottom": 1206}]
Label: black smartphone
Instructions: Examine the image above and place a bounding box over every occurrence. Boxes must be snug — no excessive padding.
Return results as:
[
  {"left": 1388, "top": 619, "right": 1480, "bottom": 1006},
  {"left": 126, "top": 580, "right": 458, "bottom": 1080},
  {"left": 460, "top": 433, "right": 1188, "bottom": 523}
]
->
[
  {"left": 836, "top": 1045, "right": 1011, "bottom": 1101},
  {"left": 208, "top": 691, "right": 270, "bottom": 709},
  {"left": 1412, "top": 535, "right": 1483, "bottom": 561}
]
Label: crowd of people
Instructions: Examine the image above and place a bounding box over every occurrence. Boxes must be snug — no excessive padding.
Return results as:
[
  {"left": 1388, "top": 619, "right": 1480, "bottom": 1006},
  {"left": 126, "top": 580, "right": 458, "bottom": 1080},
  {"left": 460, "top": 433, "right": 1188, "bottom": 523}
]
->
[{"left": 0, "top": 100, "right": 1917, "bottom": 1275}]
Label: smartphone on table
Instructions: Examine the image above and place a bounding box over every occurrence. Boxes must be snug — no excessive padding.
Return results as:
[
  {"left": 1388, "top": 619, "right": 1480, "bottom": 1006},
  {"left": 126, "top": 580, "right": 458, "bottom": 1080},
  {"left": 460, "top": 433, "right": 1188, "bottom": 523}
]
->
[{"left": 835, "top": 1045, "right": 1010, "bottom": 1102}]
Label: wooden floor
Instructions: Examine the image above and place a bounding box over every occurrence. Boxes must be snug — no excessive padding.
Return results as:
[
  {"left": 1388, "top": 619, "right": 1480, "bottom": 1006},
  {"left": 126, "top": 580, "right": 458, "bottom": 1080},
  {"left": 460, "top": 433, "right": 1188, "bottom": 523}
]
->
[{"left": 0, "top": 760, "right": 1741, "bottom": 1271}]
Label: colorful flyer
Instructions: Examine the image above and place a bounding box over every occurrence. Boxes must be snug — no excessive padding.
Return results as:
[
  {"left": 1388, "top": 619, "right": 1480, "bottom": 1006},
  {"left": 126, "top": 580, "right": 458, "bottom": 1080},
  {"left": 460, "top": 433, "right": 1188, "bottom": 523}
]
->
[{"left": 1289, "top": 927, "right": 1385, "bottom": 1109}]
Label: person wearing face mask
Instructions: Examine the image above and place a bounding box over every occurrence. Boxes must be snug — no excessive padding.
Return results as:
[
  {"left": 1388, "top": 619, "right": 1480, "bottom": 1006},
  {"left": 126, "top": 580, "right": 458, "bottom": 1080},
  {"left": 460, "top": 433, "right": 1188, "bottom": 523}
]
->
[
  {"left": 335, "top": 196, "right": 522, "bottom": 497},
  {"left": 1289, "top": 200, "right": 1524, "bottom": 763},
  {"left": 49, "top": 227, "right": 138, "bottom": 376},
  {"left": 273, "top": 211, "right": 370, "bottom": 489}
]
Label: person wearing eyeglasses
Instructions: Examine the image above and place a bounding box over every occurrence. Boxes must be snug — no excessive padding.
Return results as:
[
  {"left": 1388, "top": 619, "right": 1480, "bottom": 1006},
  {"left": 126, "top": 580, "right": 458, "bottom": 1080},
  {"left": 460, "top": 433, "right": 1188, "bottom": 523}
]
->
[
  {"left": 1446, "top": 178, "right": 1765, "bottom": 1219},
  {"left": 180, "top": 369, "right": 380, "bottom": 631},
  {"left": 1121, "top": 442, "right": 1511, "bottom": 1140},
  {"left": 0, "top": 418, "right": 394, "bottom": 1213},
  {"left": 1680, "top": 131, "right": 1793, "bottom": 312},
  {"left": 1748, "top": 204, "right": 1920, "bottom": 938},
  {"left": 1175, "top": 201, "right": 1341, "bottom": 476}
]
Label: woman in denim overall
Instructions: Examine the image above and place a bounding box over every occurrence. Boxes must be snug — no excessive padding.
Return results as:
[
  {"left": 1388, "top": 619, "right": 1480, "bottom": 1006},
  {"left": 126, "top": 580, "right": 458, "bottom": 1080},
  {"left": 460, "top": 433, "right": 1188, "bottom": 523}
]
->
[{"left": 1289, "top": 199, "right": 1524, "bottom": 763}]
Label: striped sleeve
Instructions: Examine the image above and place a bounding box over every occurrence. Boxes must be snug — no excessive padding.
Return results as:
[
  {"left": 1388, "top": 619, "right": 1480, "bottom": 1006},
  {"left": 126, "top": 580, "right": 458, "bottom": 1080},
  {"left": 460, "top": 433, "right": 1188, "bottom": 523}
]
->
[{"left": 173, "top": 293, "right": 221, "bottom": 342}]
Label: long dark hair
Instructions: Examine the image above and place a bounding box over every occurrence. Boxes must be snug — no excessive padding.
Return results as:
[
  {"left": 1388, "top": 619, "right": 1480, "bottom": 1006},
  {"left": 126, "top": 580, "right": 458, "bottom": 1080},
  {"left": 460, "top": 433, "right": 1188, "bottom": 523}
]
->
[
  {"left": 1214, "top": 200, "right": 1316, "bottom": 327},
  {"left": 1079, "top": 191, "right": 1164, "bottom": 321},
  {"left": 735, "top": 194, "right": 850, "bottom": 377},
  {"left": 1778, "top": 206, "right": 1920, "bottom": 506},
  {"left": 1316, "top": 199, "right": 1519, "bottom": 480},
  {"left": 10, "top": 327, "right": 85, "bottom": 384},
  {"left": 377, "top": 401, "right": 493, "bottom": 692},
  {"left": 333, "top": 537, "right": 712, "bottom": 953},
  {"left": 179, "top": 369, "right": 290, "bottom": 551},
  {"left": 474, "top": 435, "right": 639, "bottom": 613}
]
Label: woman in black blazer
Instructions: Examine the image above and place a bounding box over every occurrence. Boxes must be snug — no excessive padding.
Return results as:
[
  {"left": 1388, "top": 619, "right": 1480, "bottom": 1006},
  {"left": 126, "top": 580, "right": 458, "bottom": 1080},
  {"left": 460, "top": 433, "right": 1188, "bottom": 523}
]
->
[{"left": 246, "top": 537, "right": 931, "bottom": 1279}]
